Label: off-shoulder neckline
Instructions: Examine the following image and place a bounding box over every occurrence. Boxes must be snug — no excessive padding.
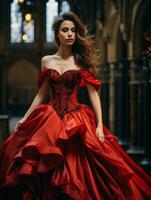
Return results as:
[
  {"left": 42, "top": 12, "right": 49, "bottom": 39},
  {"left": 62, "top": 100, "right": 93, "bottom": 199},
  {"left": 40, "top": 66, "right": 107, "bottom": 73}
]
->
[{"left": 43, "top": 68, "right": 83, "bottom": 77}]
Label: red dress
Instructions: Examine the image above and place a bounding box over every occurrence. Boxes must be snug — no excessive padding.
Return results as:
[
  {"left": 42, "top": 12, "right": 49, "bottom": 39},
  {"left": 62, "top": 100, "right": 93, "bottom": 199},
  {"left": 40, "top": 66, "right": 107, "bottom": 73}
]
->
[{"left": 0, "top": 68, "right": 151, "bottom": 200}]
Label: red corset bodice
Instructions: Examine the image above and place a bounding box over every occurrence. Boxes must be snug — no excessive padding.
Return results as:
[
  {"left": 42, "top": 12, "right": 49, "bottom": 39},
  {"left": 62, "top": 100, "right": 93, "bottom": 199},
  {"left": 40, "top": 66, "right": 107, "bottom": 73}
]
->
[
  {"left": 47, "top": 69, "right": 81, "bottom": 117},
  {"left": 38, "top": 68, "right": 101, "bottom": 118}
]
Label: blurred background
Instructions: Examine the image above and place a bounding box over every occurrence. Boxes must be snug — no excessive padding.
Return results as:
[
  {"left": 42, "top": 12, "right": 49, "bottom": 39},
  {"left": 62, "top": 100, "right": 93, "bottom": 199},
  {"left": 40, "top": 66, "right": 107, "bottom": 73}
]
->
[{"left": 0, "top": 0, "right": 151, "bottom": 174}]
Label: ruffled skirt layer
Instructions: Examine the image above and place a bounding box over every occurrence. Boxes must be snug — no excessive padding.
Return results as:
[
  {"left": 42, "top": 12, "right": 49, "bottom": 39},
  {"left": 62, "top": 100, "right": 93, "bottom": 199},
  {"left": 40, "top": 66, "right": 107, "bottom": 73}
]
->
[{"left": 0, "top": 104, "right": 151, "bottom": 200}]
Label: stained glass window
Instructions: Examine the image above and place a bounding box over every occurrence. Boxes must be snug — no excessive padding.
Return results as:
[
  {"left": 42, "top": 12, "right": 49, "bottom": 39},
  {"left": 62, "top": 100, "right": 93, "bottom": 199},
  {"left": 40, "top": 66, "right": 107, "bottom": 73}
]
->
[
  {"left": 10, "top": 0, "right": 34, "bottom": 43},
  {"left": 46, "top": 0, "right": 58, "bottom": 43},
  {"left": 46, "top": 0, "right": 70, "bottom": 43}
]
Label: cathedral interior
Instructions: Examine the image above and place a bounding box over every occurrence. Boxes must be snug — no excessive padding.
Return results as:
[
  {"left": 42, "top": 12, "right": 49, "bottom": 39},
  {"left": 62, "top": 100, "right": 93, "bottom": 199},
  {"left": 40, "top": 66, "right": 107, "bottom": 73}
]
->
[{"left": 0, "top": 0, "right": 151, "bottom": 174}]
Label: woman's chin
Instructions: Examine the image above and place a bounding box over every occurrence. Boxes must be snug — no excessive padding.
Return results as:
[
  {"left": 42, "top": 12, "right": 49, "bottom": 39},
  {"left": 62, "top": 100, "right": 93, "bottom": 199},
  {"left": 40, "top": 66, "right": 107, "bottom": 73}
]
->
[{"left": 66, "top": 43, "right": 74, "bottom": 46}]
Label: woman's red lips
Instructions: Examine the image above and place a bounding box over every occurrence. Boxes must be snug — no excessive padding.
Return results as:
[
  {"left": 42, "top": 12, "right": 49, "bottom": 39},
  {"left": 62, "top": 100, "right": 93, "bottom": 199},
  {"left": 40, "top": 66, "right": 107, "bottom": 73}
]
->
[{"left": 67, "top": 39, "right": 73, "bottom": 41}]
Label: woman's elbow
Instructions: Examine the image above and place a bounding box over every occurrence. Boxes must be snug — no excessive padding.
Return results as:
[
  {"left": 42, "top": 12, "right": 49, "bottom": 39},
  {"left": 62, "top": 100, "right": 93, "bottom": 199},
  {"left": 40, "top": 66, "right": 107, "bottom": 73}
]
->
[{"left": 36, "top": 91, "right": 47, "bottom": 103}]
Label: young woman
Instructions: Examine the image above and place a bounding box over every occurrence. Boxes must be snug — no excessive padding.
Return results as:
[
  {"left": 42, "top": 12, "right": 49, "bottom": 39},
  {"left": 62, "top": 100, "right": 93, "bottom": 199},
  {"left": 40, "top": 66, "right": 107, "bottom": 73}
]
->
[{"left": 0, "top": 12, "right": 151, "bottom": 200}]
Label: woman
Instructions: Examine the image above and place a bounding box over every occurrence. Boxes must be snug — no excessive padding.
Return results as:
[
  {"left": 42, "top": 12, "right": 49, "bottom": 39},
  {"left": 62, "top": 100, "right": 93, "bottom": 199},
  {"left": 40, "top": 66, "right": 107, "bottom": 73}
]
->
[{"left": 0, "top": 12, "right": 151, "bottom": 200}]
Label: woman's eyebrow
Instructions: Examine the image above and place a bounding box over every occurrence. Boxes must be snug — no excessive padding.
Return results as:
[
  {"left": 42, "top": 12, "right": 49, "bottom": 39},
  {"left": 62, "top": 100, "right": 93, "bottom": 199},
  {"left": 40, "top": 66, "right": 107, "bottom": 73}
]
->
[{"left": 61, "top": 26, "right": 75, "bottom": 28}]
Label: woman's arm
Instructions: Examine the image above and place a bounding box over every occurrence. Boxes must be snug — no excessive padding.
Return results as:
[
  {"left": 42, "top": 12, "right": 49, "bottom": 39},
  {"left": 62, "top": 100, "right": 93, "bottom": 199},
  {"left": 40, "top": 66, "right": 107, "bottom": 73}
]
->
[
  {"left": 15, "top": 80, "right": 49, "bottom": 131},
  {"left": 86, "top": 84, "right": 105, "bottom": 142},
  {"left": 15, "top": 58, "right": 50, "bottom": 131},
  {"left": 21, "top": 55, "right": 50, "bottom": 120},
  {"left": 23, "top": 80, "right": 49, "bottom": 120}
]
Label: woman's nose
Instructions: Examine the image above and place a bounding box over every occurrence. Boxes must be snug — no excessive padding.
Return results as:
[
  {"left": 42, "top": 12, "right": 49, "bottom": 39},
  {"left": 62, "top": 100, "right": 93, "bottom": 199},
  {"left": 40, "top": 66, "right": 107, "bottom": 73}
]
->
[{"left": 68, "top": 30, "right": 72, "bottom": 37}]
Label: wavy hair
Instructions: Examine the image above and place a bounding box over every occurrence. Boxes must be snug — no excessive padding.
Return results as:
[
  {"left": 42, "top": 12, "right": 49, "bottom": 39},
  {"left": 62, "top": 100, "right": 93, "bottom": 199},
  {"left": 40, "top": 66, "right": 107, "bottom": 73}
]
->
[{"left": 52, "top": 12, "right": 98, "bottom": 72}]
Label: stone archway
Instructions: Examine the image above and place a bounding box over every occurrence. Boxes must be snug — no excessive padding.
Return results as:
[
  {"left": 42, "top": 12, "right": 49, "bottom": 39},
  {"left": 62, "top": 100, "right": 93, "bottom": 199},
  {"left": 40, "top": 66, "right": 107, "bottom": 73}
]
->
[
  {"left": 103, "top": 1, "right": 120, "bottom": 63},
  {"left": 129, "top": 0, "right": 151, "bottom": 59}
]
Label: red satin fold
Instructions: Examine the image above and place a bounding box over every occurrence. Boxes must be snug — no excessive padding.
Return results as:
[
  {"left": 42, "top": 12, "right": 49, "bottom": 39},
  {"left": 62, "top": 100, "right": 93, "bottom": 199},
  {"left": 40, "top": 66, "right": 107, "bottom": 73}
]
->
[{"left": 79, "top": 69, "right": 101, "bottom": 91}]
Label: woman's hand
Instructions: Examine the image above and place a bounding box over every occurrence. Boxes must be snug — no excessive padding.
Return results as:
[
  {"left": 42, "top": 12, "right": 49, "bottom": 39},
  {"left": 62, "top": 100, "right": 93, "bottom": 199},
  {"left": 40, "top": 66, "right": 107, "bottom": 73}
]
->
[
  {"left": 96, "top": 125, "right": 105, "bottom": 142},
  {"left": 15, "top": 118, "right": 26, "bottom": 132}
]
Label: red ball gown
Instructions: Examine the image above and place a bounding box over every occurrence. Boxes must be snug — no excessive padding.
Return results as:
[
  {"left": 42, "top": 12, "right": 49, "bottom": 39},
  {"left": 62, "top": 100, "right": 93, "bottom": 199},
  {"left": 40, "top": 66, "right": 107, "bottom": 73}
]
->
[{"left": 0, "top": 68, "right": 151, "bottom": 200}]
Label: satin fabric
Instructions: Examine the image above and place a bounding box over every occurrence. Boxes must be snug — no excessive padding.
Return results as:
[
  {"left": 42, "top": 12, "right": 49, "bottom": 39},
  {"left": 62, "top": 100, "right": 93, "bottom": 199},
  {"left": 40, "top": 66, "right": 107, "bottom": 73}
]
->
[{"left": 0, "top": 68, "right": 151, "bottom": 200}]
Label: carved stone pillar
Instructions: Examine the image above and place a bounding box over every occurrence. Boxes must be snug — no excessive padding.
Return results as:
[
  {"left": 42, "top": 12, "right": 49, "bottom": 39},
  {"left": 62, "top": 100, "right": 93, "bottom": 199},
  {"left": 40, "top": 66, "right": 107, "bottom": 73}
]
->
[
  {"left": 108, "top": 62, "right": 116, "bottom": 132},
  {"left": 100, "top": 64, "right": 110, "bottom": 127},
  {"left": 115, "top": 60, "right": 130, "bottom": 147},
  {"left": 140, "top": 55, "right": 151, "bottom": 171},
  {"left": 135, "top": 66, "right": 144, "bottom": 149},
  {"left": 127, "top": 60, "right": 144, "bottom": 160}
]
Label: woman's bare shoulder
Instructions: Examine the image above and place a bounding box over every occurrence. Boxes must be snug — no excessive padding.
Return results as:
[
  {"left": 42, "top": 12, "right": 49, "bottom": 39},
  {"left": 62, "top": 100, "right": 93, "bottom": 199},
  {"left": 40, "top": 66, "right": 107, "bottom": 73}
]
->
[
  {"left": 41, "top": 54, "right": 58, "bottom": 69},
  {"left": 41, "top": 54, "right": 58, "bottom": 62}
]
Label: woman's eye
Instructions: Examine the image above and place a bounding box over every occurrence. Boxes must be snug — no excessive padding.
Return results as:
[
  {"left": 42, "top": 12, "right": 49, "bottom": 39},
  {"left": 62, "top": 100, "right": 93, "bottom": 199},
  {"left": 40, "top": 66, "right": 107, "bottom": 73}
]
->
[
  {"left": 61, "top": 27, "right": 76, "bottom": 32},
  {"left": 71, "top": 28, "right": 76, "bottom": 32},
  {"left": 62, "top": 28, "right": 68, "bottom": 32}
]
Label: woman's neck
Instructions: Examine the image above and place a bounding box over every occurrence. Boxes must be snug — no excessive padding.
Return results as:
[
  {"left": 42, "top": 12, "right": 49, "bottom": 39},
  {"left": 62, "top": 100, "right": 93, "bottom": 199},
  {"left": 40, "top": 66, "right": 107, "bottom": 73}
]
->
[{"left": 57, "top": 45, "right": 73, "bottom": 59}]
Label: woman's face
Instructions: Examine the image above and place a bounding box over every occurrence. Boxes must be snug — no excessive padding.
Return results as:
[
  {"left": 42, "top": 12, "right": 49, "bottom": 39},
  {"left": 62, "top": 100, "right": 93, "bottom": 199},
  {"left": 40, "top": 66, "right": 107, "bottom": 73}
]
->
[{"left": 57, "top": 20, "right": 76, "bottom": 46}]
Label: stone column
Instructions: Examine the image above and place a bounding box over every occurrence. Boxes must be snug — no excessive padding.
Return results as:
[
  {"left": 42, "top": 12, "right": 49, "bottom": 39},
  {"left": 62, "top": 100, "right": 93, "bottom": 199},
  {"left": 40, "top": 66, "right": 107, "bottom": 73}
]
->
[
  {"left": 100, "top": 64, "right": 110, "bottom": 127},
  {"left": 127, "top": 60, "right": 144, "bottom": 160},
  {"left": 140, "top": 55, "right": 151, "bottom": 171},
  {"left": 108, "top": 62, "right": 116, "bottom": 132},
  {"left": 115, "top": 60, "right": 130, "bottom": 147}
]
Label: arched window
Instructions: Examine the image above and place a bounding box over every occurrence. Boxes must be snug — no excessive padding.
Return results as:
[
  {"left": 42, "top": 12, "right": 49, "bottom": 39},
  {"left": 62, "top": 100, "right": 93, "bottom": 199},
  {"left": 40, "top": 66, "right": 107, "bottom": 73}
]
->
[
  {"left": 10, "top": 0, "right": 34, "bottom": 43},
  {"left": 46, "top": 0, "right": 70, "bottom": 43},
  {"left": 46, "top": 0, "right": 58, "bottom": 43}
]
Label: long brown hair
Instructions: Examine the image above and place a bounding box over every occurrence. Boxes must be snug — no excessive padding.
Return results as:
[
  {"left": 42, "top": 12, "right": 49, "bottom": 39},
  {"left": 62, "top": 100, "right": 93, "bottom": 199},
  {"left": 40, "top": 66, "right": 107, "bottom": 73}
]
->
[{"left": 52, "top": 12, "right": 98, "bottom": 72}]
